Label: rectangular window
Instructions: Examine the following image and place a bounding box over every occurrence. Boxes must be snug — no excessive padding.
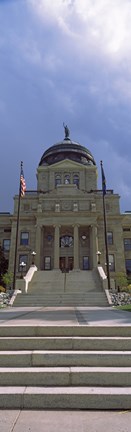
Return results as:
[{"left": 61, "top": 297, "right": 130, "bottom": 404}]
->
[
  {"left": 19, "top": 254, "right": 28, "bottom": 271},
  {"left": 124, "top": 238, "right": 131, "bottom": 250},
  {"left": 109, "top": 254, "right": 115, "bottom": 271},
  {"left": 3, "top": 239, "right": 11, "bottom": 251},
  {"left": 44, "top": 256, "right": 51, "bottom": 270},
  {"left": 73, "top": 174, "right": 79, "bottom": 188},
  {"left": 20, "top": 232, "right": 29, "bottom": 246},
  {"left": 123, "top": 228, "right": 130, "bottom": 232},
  {"left": 83, "top": 256, "right": 89, "bottom": 270},
  {"left": 55, "top": 175, "right": 61, "bottom": 187},
  {"left": 125, "top": 259, "right": 131, "bottom": 275},
  {"left": 107, "top": 231, "right": 113, "bottom": 245},
  {"left": 64, "top": 174, "right": 70, "bottom": 184}
]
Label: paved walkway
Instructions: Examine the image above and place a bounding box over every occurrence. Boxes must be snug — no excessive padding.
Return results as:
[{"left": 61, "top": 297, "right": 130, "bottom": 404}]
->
[
  {"left": 0, "top": 305, "right": 131, "bottom": 326},
  {"left": 0, "top": 409, "right": 131, "bottom": 432}
]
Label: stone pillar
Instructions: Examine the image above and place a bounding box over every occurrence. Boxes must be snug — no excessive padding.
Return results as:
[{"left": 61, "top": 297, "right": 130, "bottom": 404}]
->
[
  {"left": 90, "top": 225, "right": 98, "bottom": 268},
  {"left": 74, "top": 224, "right": 79, "bottom": 269},
  {"left": 54, "top": 225, "right": 60, "bottom": 269},
  {"left": 35, "top": 225, "right": 41, "bottom": 269}
]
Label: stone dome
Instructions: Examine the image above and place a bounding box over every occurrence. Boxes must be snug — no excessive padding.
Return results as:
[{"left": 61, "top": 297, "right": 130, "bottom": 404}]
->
[{"left": 39, "top": 137, "right": 96, "bottom": 167}]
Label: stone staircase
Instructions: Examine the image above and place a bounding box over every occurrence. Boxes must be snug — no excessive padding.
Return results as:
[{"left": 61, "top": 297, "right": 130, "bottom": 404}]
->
[
  {"left": 13, "top": 270, "right": 109, "bottom": 307},
  {"left": 0, "top": 324, "right": 131, "bottom": 409}
]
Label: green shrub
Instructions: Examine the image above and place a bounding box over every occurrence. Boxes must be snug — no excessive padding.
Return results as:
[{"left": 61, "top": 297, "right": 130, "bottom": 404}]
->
[{"left": 2, "top": 272, "right": 13, "bottom": 289}]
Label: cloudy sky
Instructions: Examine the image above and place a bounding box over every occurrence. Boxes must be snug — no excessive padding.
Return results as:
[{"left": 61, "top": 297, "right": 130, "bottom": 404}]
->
[{"left": 0, "top": 0, "right": 131, "bottom": 213}]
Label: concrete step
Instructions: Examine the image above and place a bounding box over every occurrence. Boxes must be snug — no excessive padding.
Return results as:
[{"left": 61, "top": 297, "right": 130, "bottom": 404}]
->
[
  {"left": 23, "top": 269, "right": 106, "bottom": 308},
  {"left": 14, "top": 266, "right": 108, "bottom": 307},
  {"left": 14, "top": 296, "right": 108, "bottom": 300},
  {"left": 0, "top": 366, "right": 131, "bottom": 387},
  {"left": 0, "top": 336, "right": 131, "bottom": 351},
  {"left": 13, "top": 293, "right": 108, "bottom": 307},
  {"left": 0, "top": 325, "right": 130, "bottom": 337},
  {"left": 28, "top": 287, "right": 103, "bottom": 293},
  {"left": 13, "top": 302, "right": 108, "bottom": 307},
  {"left": 0, "top": 386, "right": 131, "bottom": 409},
  {"left": 0, "top": 322, "right": 131, "bottom": 410},
  {"left": 13, "top": 303, "right": 108, "bottom": 308},
  {"left": 28, "top": 286, "right": 65, "bottom": 293},
  {"left": 0, "top": 350, "right": 131, "bottom": 367},
  {"left": 14, "top": 292, "right": 106, "bottom": 298},
  {"left": 31, "top": 270, "right": 64, "bottom": 281}
]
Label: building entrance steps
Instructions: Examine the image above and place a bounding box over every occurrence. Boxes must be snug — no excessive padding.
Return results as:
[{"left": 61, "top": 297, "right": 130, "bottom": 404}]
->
[
  {"left": 13, "top": 270, "right": 109, "bottom": 307},
  {"left": 0, "top": 306, "right": 131, "bottom": 410}
]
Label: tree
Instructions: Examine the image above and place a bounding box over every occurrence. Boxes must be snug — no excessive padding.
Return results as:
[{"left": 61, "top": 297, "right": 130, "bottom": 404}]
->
[
  {"left": 115, "top": 272, "right": 128, "bottom": 291},
  {"left": 0, "top": 245, "right": 8, "bottom": 286}
]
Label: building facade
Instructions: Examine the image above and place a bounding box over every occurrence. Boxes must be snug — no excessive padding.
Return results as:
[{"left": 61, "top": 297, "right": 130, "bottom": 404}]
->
[{"left": 1, "top": 130, "right": 131, "bottom": 280}]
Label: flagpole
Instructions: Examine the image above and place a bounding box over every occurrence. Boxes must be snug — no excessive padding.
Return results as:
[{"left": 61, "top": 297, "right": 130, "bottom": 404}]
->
[
  {"left": 100, "top": 161, "right": 111, "bottom": 291},
  {"left": 12, "top": 161, "right": 23, "bottom": 291}
]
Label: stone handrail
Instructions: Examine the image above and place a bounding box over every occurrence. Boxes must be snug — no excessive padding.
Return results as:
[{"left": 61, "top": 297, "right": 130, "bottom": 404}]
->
[
  {"left": 15, "top": 265, "right": 37, "bottom": 294},
  {"left": 97, "top": 266, "right": 112, "bottom": 305},
  {"left": 24, "top": 265, "right": 37, "bottom": 293}
]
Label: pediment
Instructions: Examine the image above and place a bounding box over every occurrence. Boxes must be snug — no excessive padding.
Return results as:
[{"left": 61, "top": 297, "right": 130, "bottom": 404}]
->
[{"left": 49, "top": 159, "right": 83, "bottom": 170}]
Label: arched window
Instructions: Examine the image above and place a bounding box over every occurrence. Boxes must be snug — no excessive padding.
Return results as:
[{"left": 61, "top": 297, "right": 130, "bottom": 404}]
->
[
  {"left": 55, "top": 175, "right": 61, "bottom": 187},
  {"left": 64, "top": 174, "right": 70, "bottom": 184},
  {"left": 60, "top": 235, "right": 73, "bottom": 248},
  {"left": 73, "top": 174, "right": 79, "bottom": 188}
]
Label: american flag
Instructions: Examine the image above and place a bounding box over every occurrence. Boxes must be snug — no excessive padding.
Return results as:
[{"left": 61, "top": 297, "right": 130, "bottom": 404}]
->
[{"left": 20, "top": 163, "right": 26, "bottom": 197}]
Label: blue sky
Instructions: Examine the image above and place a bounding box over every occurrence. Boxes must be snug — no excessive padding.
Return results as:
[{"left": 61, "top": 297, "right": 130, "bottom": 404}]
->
[{"left": 0, "top": 0, "right": 131, "bottom": 213}]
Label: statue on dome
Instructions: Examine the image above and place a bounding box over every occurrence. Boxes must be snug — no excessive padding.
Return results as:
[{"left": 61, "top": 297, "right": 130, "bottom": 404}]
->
[{"left": 63, "top": 122, "right": 70, "bottom": 139}]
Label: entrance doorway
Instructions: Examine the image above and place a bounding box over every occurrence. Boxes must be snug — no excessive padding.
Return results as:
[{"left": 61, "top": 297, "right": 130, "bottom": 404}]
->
[{"left": 60, "top": 257, "right": 74, "bottom": 272}]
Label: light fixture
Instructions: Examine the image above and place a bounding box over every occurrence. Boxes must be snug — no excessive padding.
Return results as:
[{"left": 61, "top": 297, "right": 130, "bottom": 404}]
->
[
  {"left": 31, "top": 251, "right": 36, "bottom": 265},
  {"left": 96, "top": 250, "right": 101, "bottom": 265},
  {"left": 20, "top": 261, "right": 26, "bottom": 279},
  {"left": 81, "top": 235, "right": 86, "bottom": 240}
]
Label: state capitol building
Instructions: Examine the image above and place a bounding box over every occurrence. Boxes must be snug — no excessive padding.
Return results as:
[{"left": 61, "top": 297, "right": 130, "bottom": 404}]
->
[{"left": 1, "top": 127, "right": 131, "bottom": 282}]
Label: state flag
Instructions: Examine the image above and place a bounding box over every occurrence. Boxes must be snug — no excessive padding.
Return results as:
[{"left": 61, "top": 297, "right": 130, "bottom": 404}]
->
[{"left": 101, "top": 161, "right": 106, "bottom": 195}]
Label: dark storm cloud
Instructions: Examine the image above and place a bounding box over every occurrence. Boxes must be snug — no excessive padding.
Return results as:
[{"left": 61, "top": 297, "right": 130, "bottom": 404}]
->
[{"left": 0, "top": 0, "right": 131, "bottom": 212}]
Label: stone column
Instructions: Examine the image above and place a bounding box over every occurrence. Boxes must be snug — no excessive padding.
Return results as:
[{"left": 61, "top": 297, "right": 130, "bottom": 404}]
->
[
  {"left": 35, "top": 225, "right": 41, "bottom": 269},
  {"left": 54, "top": 225, "right": 60, "bottom": 269},
  {"left": 74, "top": 224, "right": 79, "bottom": 269},
  {"left": 90, "top": 225, "right": 98, "bottom": 268}
]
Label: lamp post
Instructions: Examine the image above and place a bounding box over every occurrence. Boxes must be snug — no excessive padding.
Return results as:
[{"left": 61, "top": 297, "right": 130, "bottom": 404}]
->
[
  {"left": 105, "top": 262, "right": 111, "bottom": 284},
  {"left": 96, "top": 250, "right": 101, "bottom": 265},
  {"left": 31, "top": 251, "right": 36, "bottom": 265},
  {"left": 20, "top": 261, "right": 26, "bottom": 279}
]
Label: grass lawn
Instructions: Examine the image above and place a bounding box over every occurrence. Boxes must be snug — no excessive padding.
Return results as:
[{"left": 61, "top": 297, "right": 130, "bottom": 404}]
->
[{"left": 116, "top": 305, "right": 131, "bottom": 312}]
